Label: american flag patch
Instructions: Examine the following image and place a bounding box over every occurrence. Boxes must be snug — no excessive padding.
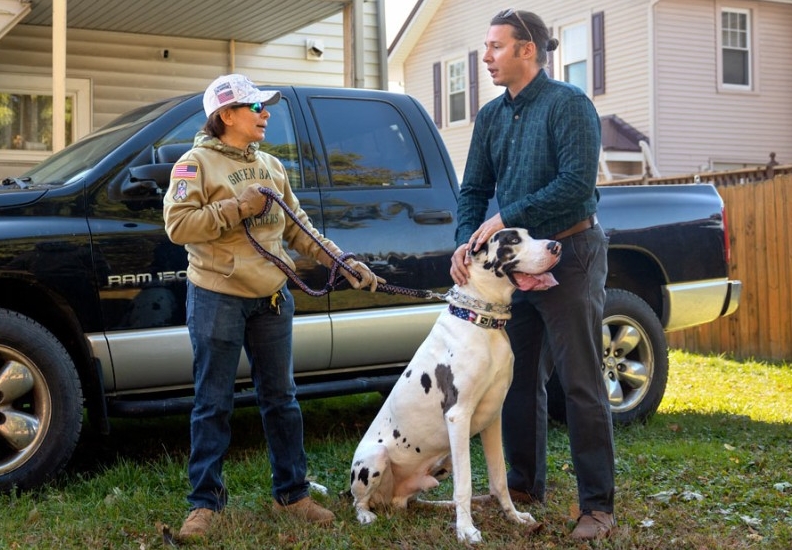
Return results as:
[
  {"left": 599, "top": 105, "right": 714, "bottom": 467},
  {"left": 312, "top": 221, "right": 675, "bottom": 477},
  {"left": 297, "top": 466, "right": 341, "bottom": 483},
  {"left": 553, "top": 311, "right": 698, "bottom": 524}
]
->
[
  {"left": 215, "top": 82, "right": 235, "bottom": 103},
  {"left": 173, "top": 163, "right": 198, "bottom": 179}
]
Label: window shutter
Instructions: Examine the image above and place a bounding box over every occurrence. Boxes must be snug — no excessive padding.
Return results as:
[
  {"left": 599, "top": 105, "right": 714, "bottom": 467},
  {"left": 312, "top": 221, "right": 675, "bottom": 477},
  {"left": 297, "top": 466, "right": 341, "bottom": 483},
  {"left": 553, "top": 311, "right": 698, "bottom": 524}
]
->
[
  {"left": 546, "top": 27, "right": 554, "bottom": 79},
  {"left": 433, "top": 62, "right": 442, "bottom": 128},
  {"left": 592, "top": 12, "right": 605, "bottom": 96},
  {"left": 468, "top": 50, "right": 479, "bottom": 121}
]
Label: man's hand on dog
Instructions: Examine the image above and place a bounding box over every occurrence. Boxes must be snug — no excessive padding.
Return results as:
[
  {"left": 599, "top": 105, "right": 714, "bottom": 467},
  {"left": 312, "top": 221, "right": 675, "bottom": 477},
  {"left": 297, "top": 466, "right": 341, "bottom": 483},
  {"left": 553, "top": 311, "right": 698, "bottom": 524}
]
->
[{"left": 451, "top": 213, "right": 505, "bottom": 286}]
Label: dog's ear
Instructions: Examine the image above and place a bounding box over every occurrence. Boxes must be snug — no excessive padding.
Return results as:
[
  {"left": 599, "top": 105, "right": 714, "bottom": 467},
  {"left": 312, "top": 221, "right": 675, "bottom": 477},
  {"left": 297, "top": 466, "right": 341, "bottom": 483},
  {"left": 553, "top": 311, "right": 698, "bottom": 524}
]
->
[{"left": 471, "top": 241, "right": 489, "bottom": 258}]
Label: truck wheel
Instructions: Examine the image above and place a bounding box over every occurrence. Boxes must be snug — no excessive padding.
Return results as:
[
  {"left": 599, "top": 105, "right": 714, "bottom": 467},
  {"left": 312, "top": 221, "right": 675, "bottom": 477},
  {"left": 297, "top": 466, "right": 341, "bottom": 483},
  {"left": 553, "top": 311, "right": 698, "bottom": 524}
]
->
[
  {"left": 546, "top": 288, "right": 668, "bottom": 426},
  {"left": 0, "top": 309, "right": 83, "bottom": 492}
]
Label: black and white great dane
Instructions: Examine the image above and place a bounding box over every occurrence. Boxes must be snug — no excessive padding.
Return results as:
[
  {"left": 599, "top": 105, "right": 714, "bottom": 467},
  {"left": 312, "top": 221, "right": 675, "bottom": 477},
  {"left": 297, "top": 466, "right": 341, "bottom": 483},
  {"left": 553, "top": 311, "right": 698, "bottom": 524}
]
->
[{"left": 349, "top": 228, "right": 561, "bottom": 544}]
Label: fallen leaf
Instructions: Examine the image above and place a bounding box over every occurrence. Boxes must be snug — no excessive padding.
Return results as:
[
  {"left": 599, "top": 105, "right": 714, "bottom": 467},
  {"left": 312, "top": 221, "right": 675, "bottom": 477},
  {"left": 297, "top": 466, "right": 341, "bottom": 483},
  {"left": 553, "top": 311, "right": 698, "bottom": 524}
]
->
[
  {"left": 724, "top": 443, "right": 736, "bottom": 451},
  {"left": 739, "top": 515, "right": 761, "bottom": 527},
  {"left": 649, "top": 490, "right": 676, "bottom": 503},
  {"left": 680, "top": 490, "right": 704, "bottom": 501},
  {"left": 773, "top": 481, "right": 792, "bottom": 492},
  {"left": 640, "top": 518, "right": 655, "bottom": 528}
]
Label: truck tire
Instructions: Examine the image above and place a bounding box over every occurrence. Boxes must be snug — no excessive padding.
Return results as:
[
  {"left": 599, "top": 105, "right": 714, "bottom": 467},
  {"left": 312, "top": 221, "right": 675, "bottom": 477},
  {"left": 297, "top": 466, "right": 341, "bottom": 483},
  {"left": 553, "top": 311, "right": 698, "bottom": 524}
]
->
[
  {"left": 546, "top": 288, "right": 668, "bottom": 426},
  {"left": 0, "top": 309, "right": 83, "bottom": 492}
]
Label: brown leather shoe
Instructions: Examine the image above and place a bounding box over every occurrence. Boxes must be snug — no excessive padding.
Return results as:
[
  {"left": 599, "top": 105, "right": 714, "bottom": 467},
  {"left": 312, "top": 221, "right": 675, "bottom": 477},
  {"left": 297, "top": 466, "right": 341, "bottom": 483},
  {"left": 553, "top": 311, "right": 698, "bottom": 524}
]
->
[
  {"left": 274, "top": 496, "right": 335, "bottom": 524},
  {"left": 570, "top": 510, "right": 615, "bottom": 540},
  {"left": 177, "top": 507, "right": 217, "bottom": 542}
]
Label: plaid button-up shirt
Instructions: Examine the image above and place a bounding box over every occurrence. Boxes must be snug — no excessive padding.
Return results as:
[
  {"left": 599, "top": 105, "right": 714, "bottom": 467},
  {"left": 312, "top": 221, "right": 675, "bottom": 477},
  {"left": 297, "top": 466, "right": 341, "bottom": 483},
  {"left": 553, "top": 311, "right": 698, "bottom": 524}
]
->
[{"left": 455, "top": 70, "right": 601, "bottom": 245}]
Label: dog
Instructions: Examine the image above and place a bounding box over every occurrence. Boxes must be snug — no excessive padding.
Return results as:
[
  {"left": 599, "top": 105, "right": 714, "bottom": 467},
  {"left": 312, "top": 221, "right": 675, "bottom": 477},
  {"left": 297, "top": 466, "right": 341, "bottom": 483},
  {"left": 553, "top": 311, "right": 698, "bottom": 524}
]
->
[{"left": 349, "top": 228, "right": 561, "bottom": 544}]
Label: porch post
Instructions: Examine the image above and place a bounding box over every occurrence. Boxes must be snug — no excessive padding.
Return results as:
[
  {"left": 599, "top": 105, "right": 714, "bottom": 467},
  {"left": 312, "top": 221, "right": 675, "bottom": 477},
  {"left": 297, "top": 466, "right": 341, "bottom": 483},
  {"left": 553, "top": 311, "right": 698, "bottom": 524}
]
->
[{"left": 52, "top": 0, "right": 66, "bottom": 152}]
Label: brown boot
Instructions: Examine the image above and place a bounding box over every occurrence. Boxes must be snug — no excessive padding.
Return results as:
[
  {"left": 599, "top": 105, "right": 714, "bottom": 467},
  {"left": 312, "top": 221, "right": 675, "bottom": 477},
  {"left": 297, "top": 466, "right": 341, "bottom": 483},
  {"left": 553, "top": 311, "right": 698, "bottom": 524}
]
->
[
  {"left": 570, "top": 510, "right": 615, "bottom": 540},
  {"left": 274, "top": 496, "right": 335, "bottom": 524},
  {"left": 177, "top": 508, "right": 217, "bottom": 542}
]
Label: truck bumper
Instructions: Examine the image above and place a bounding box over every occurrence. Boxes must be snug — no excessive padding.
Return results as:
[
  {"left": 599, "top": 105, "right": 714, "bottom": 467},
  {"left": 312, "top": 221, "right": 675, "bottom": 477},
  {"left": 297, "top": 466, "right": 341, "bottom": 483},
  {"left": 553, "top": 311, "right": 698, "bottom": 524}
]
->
[{"left": 662, "top": 278, "right": 742, "bottom": 332}]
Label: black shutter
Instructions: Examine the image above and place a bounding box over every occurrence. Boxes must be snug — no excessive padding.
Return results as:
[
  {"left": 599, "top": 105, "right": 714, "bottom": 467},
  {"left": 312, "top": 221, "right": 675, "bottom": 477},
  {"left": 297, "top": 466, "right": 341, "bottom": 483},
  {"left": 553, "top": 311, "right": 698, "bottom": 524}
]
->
[
  {"left": 546, "top": 27, "right": 554, "bottom": 79},
  {"left": 433, "top": 62, "right": 442, "bottom": 128},
  {"left": 468, "top": 50, "right": 479, "bottom": 121},
  {"left": 592, "top": 12, "right": 605, "bottom": 96}
]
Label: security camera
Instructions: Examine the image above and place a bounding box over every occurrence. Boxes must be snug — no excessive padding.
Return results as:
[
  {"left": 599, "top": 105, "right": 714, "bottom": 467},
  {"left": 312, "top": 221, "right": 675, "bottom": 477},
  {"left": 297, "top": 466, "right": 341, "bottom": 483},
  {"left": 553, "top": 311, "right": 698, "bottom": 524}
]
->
[{"left": 306, "top": 39, "right": 324, "bottom": 60}]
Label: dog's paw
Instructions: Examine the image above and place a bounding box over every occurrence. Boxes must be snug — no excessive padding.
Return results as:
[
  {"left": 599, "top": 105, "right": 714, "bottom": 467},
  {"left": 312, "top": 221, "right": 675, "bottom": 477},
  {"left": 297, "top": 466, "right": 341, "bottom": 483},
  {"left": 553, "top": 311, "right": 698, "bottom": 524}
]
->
[
  {"left": 515, "top": 511, "right": 537, "bottom": 524},
  {"left": 356, "top": 509, "right": 377, "bottom": 525},
  {"left": 457, "top": 526, "right": 482, "bottom": 544}
]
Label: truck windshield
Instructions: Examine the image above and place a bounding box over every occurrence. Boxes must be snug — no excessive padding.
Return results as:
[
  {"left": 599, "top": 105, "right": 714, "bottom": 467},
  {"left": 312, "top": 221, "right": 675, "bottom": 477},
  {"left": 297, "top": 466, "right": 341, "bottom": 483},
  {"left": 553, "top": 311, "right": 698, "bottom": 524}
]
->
[{"left": 20, "top": 97, "right": 186, "bottom": 186}]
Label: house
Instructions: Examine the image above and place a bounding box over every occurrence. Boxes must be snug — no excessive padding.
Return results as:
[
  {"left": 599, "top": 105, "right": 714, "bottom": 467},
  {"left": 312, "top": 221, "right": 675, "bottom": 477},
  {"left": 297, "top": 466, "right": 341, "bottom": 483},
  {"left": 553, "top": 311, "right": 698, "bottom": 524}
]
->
[
  {"left": 0, "top": 0, "right": 388, "bottom": 179},
  {"left": 388, "top": 0, "right": 792, "bottom": 181}
]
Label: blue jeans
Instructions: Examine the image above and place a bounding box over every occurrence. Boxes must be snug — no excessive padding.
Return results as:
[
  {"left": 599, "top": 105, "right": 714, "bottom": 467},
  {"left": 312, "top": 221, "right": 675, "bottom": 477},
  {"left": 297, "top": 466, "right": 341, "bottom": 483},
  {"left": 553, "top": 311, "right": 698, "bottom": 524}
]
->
[
  {"left": 503, "top": 224, "right": 615, "bottom": 513},
  {"left": 185, "top": 282, "right": 309, "bottom": 511}
]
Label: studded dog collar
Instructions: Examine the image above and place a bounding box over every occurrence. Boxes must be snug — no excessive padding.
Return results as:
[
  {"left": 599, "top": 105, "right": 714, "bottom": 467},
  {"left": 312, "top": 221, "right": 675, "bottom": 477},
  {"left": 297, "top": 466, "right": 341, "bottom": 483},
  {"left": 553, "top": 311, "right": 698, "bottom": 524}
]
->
[{"left": 448, "top": 305, "right": 508, "bottom": 329}]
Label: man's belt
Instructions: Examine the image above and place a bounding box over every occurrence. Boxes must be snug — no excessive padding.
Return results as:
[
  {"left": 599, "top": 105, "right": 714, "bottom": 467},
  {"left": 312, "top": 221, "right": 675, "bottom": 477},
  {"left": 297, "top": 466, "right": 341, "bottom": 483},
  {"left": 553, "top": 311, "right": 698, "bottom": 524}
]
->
[{"left": 554, "top": 214, "right": 598, "bottom": 240}]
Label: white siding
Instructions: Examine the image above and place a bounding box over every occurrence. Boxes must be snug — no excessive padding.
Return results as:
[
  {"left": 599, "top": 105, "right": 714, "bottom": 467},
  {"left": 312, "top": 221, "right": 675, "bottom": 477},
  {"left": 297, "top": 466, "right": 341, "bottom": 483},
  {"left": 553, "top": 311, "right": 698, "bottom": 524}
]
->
[
  {"left": 587, "top": 1, "right": 651, "bottom": 134},
  {"left": 0, "top": 2, "right": 384, "bottom": 178},
  {"left": 400, "top": 0, "right": 657, "bottom": 180},
  {"left": 654, "top": 0, "right": 792, "bottom": 174},
  {"left": 0, "top": 11, "right": 381, "bottom": 130},
  {"left": 395, "top": 0, "right": 792, "bottom": 179}
]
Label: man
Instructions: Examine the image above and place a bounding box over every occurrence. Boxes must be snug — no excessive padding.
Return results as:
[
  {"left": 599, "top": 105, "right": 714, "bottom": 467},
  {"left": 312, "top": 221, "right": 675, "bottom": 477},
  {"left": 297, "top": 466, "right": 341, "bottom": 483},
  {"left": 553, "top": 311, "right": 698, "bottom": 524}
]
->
[{"left": 450, "top": 9, "right": 616, "bottom": 541}]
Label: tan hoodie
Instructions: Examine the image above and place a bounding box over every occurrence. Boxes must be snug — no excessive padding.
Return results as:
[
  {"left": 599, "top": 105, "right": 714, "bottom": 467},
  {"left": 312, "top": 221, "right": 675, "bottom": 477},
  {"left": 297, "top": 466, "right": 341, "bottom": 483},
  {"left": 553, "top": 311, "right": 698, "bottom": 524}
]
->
[{"left": 163, "top": 132, "right": 340, "bottom": 298}]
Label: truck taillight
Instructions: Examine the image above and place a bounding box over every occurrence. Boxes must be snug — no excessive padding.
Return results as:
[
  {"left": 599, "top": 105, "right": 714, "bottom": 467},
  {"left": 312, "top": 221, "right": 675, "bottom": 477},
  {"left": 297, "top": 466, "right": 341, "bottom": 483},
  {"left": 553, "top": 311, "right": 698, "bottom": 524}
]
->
[{"left": 722, "top": 207, "right": 731, "bottom": 265}]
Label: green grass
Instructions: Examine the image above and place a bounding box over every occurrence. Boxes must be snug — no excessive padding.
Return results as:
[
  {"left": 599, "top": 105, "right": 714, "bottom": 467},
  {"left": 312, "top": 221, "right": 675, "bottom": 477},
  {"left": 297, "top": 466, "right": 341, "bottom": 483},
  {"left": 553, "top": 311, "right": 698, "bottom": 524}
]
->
[{"left": 2, "top": 350, "right": 791, "bottom": 549}]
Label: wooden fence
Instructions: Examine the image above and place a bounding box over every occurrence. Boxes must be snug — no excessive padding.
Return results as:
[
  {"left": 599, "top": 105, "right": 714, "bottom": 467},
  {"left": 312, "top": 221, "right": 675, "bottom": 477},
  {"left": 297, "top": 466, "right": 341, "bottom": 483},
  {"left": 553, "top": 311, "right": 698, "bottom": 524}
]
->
[{"left": 611, "top": 168, "right": 792, "bottom": 362}]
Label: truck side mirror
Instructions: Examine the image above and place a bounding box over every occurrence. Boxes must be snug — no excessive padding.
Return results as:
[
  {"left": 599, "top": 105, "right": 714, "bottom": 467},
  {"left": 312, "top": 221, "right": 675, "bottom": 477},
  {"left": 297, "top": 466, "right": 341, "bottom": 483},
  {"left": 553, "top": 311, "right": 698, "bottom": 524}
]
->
[{"left": 123, "top": 164, "right": 172, "bottom": 197}]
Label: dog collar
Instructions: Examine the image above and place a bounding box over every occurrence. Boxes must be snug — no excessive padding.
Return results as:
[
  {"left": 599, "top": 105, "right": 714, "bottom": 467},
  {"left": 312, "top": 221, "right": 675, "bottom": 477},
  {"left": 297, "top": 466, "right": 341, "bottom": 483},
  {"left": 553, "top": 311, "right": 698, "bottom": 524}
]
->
[
  {"left": 444, "top": 287, "right": 511, "bottom": 315},
  {"left": 448, "top": 305, "right": 508, "bottom": 329}
]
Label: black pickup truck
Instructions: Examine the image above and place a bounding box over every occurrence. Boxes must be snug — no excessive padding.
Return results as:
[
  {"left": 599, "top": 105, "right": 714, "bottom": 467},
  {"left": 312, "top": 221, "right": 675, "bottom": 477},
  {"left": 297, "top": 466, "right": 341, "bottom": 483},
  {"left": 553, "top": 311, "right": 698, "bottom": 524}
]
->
[{"left": 0, "top": 87, "right": 741, "bottom": 492}]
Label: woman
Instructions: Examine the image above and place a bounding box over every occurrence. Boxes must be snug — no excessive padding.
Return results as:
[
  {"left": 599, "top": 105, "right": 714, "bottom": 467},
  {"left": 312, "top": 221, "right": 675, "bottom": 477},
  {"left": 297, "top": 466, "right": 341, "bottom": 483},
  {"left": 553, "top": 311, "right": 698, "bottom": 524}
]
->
[{"left": 163, "top": 73, "right": 382, "bottom": 541}]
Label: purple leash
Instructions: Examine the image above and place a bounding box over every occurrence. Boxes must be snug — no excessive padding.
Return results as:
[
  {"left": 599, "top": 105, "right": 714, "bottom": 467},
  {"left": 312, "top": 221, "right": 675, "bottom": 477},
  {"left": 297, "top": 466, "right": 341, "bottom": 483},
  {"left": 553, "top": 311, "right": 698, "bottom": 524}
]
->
[{"left": 243, "top": 186, "right": 443, "bottom": 300}]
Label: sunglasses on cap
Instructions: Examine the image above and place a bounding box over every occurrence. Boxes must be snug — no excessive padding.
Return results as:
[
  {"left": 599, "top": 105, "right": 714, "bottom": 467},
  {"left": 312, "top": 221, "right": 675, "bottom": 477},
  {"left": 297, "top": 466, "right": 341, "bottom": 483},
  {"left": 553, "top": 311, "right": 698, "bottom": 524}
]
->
[
  {"left": 231, "top": 102, "right": 266, "bottom": 114},
  {"left": 496, "top": 8, "right": 534, "bottom": 44}
]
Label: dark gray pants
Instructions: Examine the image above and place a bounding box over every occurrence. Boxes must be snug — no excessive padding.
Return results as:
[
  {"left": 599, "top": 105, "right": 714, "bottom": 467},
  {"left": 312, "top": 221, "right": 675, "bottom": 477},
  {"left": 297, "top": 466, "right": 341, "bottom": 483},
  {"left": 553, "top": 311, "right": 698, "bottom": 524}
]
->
[{"left": 503, "top": 224, "right": 615, "bottom": 513}]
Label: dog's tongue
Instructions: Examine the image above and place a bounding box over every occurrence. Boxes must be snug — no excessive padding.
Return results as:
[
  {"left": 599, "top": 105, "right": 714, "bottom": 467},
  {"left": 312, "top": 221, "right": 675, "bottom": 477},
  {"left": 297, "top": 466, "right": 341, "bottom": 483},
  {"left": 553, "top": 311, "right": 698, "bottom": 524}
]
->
[{"left": 513, "top": 272, "right": 559, "bottom": 291}]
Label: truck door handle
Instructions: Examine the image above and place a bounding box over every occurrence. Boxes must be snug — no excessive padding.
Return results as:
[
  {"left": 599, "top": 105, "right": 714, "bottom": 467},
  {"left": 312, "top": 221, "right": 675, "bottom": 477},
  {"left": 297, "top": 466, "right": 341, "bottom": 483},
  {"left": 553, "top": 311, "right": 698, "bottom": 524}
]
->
[{"left": 413, "top": 209, "right": 453, "bottom": 225}]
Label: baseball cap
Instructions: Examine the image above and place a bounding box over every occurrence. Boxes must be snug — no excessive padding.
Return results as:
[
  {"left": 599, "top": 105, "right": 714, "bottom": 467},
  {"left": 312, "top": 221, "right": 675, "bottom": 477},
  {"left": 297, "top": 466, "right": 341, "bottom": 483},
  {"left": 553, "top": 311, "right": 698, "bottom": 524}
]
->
[{"left": 203, "top": 74, "right": 281, "bottom": 117}]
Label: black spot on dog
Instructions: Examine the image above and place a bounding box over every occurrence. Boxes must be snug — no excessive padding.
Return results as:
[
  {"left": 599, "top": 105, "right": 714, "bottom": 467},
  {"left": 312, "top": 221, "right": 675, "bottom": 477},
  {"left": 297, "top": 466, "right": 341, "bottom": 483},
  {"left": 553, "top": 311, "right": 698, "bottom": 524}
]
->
[
  {"left": 435, "top": 363, "right": 458, "bottom": 414},
  {"left": 350, "top": 470, "right": 355, "bottom": 486},
  {"left": 482, "top": 229, "right": 524, "bottom": 279},
  {"left": 421, "top": 372, "right": 432, "bottom": 394},
  {"left": 405, "top": 369, "right": 412, "bottom": 378},
  {"left": 372, "top": 471, "right": 380, "bottom": 478},
  {"left": 415, "top": 447, "right": 421, "bottom": 453},
  {"left": 357, "top": 467, "right": 370, "bottom": 486},
  {"left": 393, "top": 429, "right": 401, "bottom": 439}
]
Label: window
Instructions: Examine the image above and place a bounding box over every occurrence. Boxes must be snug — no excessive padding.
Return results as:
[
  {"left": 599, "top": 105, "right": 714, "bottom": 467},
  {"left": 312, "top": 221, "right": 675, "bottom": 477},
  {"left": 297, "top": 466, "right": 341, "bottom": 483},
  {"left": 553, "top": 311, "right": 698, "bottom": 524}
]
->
[
  {"left": 158, "top": 99, "right": 302, "bottom": 188},
  {"left": 433, "top": 51, "right": 478, "bottom": 129},
  {"left": 0, "top": 94, "right": 73, "bottom": 151},
  {"left": 721, "top": 8, "right": 751, "bottom": 88},
  {"left": 312, "top": 98, "right": 424, "bottom": 188},
  {"left": 447, "top": 58, "right": 467, "bottom": 124},
  {"left": 561, "top": 22, "right": 588, "bottom": 93},
  {"left": 0, "top": 75, "right": 91, "bottom": 163}
]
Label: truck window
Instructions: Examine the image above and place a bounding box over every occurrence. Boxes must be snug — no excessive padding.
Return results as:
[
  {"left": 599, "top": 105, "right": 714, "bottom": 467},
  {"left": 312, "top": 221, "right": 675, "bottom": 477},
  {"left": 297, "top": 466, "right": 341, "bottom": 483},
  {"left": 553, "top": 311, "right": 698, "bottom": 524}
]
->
[
  {"left": 311, "top": 98, "right": 425, "bottom": 188},
  {"left": 158, "top": 99, "right": 302, "bottom": 188}
]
